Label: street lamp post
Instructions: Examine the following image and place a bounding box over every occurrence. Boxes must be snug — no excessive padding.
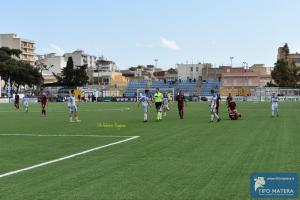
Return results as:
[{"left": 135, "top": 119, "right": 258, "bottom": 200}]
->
[
  {"left": 230, "top": 57, "right": 234, "bottom": 94},
  {"left": 242, "top": 61, "right": 249, "bottom": 98},
  {"left": 230, "top": 57, "right": 234, "bottom": 67}
]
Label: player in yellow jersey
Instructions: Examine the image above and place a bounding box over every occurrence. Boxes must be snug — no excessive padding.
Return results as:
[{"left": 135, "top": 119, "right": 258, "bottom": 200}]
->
[{"left": 153, "top": 88, "right": 163, "bottom": 121}]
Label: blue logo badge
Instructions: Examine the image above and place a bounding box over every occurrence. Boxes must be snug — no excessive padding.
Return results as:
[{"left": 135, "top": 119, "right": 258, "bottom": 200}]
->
[{"left": 250, "top": 173, "right": 298, "bottom": 198}]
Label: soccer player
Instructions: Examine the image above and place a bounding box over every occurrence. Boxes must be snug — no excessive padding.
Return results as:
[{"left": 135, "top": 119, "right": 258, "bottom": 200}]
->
[
  {"left": 175, "top": 90, "right": 186, "bottom": 119},
  {"left": 226, "top": 93, "right": 233, "bottom": 108},
  {"left": 40, "top": 93, "right": 47, "bottom": 116},
  {"left": 153, "top": 88, "right": 163, "bottom": 121},
  {"left": 163, "top": 92, "right": 170, "bottom": 117},
  {"left": 209, "top": 89, "right": 221, "bottom": 122},
  {"left": 14, "top": 93, "right": 20, "bottom": 111},
  {"left": 22, "top": 94, "right": 29, "bottom": 113},
  {"left": 68, "top": 90, "right": 81, "bottom": 122},
  {"left": 216, "top": 93, "right": 221, "bottom": 115},
  {"left": 271, "top": 93, "right": 279, "bottom": 117},
  {"left": 138, "top": 89, "right": 150, "bottom": 122},
  {"left": 228, "top": 101, "right": 241, "bottom": 120}
]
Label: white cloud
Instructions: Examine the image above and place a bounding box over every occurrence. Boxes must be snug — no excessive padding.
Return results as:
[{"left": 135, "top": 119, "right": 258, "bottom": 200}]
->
[
  {"left": 49, "top": 44, "right": 65, "bottom": 55},
  {"left": 160, "top": 37, "right": 180, "bottom": 50}
]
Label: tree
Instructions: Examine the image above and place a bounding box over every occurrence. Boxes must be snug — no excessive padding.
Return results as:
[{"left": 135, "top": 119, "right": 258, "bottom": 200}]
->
[
  {"left": 35, "top": 60, "right": 53, "bottom": 74},
  {"left": 272, "top": 59, "right": 300, "bottom": 87},
  {"left": 0, "top": 47, "right": 43, "bottom": 93},
  {"left": 74, "top": 64, "right": 89, "bottom": 86},
  {"left": 167, "top": 68, "right": 177, "bottom": 74},
  {"left": 55, "top": 57, "right": 89, "bottom": 86},
  {"left": 281, "top": 43, "right": 290, "bottom": 60}
]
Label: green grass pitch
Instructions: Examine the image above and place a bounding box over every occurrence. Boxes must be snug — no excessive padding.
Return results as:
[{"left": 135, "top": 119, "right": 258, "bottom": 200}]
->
[{"left": 0, "top": 101, "right": 299, "bottom": 200}]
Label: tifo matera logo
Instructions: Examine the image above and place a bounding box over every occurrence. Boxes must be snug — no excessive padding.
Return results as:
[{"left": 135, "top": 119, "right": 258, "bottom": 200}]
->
[
  {"left": 250, "top": 173, "right": 298, "bottom": 198},
  {"left": 254, "top": 177, "right": 265, "bottom": 192}
]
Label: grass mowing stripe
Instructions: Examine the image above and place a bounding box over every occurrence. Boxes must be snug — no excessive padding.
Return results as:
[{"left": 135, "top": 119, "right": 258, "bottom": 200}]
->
[{"left": 0, "top": 136, "right": 139, "bottom": 179}]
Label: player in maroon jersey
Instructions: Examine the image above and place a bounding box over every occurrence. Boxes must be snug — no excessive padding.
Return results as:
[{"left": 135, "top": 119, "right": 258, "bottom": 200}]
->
[
  {"left": 40, "top": 93, "right": 47, "bottom": 116},
  {"left": 216, "top": 93, "right": 221, "bottom": 115},
  {"left": 226, "top": 93, "right": 233, "bottom": 108},
  {"left": 175, "top": 90, "right": 186, "bottom": 119},
  {"left": 228, "top": 101, "right": 241, "bottom": 120},
  {"left": 14, "top": 93, "right": 20, "bottom": 111}
]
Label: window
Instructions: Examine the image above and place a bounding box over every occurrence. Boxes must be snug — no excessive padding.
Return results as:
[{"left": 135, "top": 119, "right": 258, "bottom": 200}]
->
[
  {"left": 233, "top": 80, "right": 237, "bottom": 86},
  {"left": 292, "top": 58, "right": 300, "bottom": 63},
  {"left": 196, "top": 67, "right": 199, "bottom": 72},
  {"left": 190, "top": 67, "right": 193, "bottom": 72}
]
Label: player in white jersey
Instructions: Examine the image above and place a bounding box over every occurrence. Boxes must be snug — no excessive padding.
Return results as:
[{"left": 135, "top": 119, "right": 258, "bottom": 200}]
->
[
  {"left": 271, "top": 93, "right": 279, "bottom": 117},
  {"left": 22, "top": 95, "right": 29, "bottom": 113},
  {"left": 68, "top": 90, "right": 81, "bottom": 122},
  {"left": 163, "top": 93, "right": 170, "bottom": 117},
  {"left": 138, "top": 90, "right": 150, "bottom": 122},
  {"left": 209, "top": 90, "right": 221, "bottom": 122}
]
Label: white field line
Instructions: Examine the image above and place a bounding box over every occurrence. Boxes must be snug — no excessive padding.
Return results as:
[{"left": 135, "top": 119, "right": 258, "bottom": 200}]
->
[
  {"left": 0, "top": 135, "right": 139, "bottom": 179},
  {"left": 0, "top": 134, "right": 136, "bottom": 138},
  {"left": 0, "top": 107, "right": 130, "bottom": 113}
]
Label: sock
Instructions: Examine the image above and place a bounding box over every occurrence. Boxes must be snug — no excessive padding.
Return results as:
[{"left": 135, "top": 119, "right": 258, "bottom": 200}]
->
[
  {"left": 70, "top": 116, "right": 73, "bottom": 122},
  {"left": 157, "top": 112, "right": 159, "bottom": 120},
  {"left": 272, "top": 111, "right": 274, "bottom": 116},
  {"left": 144, "top": 113, "right": 147, "bottom": 121},
  {"left": 211, "top": 114, "right": 214, "bottom": 122},
  {"left": 214, "top": 113, "right": 219, "bottom": 119},
  {"left": 159, "top": 112, "right": 162, "bottom": 120}
]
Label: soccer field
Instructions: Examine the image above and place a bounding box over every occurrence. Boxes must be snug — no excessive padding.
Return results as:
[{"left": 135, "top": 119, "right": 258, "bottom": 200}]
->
[{"left": 0, "top": 101, "right": 299, "bottom": 200}]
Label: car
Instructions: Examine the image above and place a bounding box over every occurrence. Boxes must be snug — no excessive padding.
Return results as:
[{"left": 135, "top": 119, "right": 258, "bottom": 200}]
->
[{"left": 200, "top": 96, "right": 208, "bottom": 101}]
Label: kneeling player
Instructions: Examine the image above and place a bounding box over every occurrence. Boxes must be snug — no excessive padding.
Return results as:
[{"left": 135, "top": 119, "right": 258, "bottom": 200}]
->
[
  {"left": 228, "top": 101, "right": 241, "bottom": 120},
  {"left": 271, "top": 93, "right": 279, "bottom": 117},
  {"left": 68, "top": 90, "right": 81, "bottom": 122},
  {"left": 175, "top": 91, "right": 186, "bottom": 119},
  {"left": 138, "top": 90, "right": 150, "bottom": 122}
]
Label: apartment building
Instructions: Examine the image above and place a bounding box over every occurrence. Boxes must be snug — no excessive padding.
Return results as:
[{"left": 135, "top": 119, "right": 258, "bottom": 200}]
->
[{"left": 0, "top": 33, "right": 36, "bottom": 65}]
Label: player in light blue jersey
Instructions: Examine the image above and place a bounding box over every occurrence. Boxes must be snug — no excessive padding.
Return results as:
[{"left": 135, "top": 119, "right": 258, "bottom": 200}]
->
[
  {"left": 138, "top": 89, "right": 150, "bottom": 122},
  {"left": 271, "top": 93, "right": 279, "bottom": 117},
  {"left": 68, "top": 90, "right": 81, "bottom": 122},
  {"left": 22, "top": 95, "right": 29, "bottom": 113},
  {"left": 163, "top": 92, "right": 169, "bottom": 117},
  {"left": 209, "top": 89, "right": 220, "bottom": 122}
]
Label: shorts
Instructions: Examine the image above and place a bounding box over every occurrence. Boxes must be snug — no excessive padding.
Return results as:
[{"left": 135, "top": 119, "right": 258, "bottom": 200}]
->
[
  {"left": 178, "top": 104, "right": 184, "bottom": 111},
  {"left": 142, "top": 104, "right": 149, "bottom": 113},
  {"left": 155, "top": 102, "right": 162, "bottom": 110},
  {"left": 164, "top": 103, "right": 169, "bottom": 111},
  {"left": 272, "top": 104, "right": 278, "bottom": 111},
  {"left": 210, "top": 107, "right": 216, "bottom": 113},
  {"left": 71, "top": 105, "right": 77, "bottom": 113}
]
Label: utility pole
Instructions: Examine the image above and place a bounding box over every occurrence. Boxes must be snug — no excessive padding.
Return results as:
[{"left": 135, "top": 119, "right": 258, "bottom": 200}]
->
[{"left": 230, "top": 56, "right": 234, "bottom": 67}]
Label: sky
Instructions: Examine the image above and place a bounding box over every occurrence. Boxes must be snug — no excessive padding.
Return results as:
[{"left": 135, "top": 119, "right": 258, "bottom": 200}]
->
[{"left": 1, "top": 0, "right": 300, "bottom": 69}]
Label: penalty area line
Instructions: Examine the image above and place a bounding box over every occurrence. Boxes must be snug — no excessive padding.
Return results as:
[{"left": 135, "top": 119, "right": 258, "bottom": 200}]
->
[{"left": 0, "top": 136, "right": 139, "bottom": 179}]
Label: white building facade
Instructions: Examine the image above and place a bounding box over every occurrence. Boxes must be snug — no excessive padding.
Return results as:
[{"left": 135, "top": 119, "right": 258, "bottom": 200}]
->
[
  {"left": 176, "top": 63, "right": 212, "bottom": 81},
  {"left": 63, "top": 50, "right": 97, "bottom": 69}
]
